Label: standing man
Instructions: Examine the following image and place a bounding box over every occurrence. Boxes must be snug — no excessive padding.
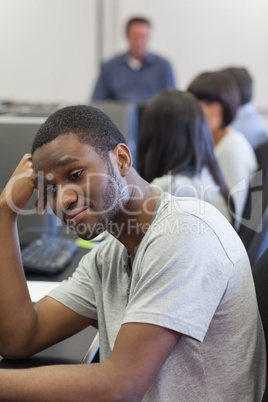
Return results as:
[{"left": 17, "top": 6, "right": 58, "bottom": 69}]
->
[{"left": 91, "top": 17, "right": 176, "bottom": 103}]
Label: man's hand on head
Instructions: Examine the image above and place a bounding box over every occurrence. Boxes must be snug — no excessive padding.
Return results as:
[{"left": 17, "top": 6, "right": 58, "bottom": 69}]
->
[{"left": 0, "top": 153, "right": 37, "bottom": 215}]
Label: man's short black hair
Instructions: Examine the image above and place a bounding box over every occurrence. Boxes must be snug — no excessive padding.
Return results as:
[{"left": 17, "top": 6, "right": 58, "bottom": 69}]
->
[
  {"left": 31, "top": 105, "right": 126, "bottom": 158},
  {"left": 125, "top": 17, "right": 151, "bottom": 33}
]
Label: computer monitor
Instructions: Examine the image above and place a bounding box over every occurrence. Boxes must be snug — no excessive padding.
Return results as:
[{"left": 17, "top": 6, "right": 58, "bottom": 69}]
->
[
  {"left": 0, "top": 115, "right": 61, "bottom": 244},
  {"left": 90, "top": 101, "right": 139, "bottom": 167}
]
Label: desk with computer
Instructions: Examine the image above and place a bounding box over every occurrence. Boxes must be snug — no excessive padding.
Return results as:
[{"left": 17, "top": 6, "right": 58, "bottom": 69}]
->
[{"left": 0, "top": 101, "right": 140, "bottom": 369}]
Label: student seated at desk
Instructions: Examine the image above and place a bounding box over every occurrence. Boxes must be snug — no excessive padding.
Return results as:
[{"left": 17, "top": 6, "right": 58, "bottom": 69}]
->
[
  {"left": 187, "top": 70, "right": 258, "bottom": 230},
  {"left": 0, "top": 105, "right": 265, "bottom": 401},
  {"left": 138, "top": 89, "right": 234, "bottom": 224}
]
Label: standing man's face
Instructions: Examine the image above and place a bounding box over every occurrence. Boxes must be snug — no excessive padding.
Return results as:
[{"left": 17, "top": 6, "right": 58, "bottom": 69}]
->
[{"left": 126, "top": 22, "right": 150, "bottom": 61}]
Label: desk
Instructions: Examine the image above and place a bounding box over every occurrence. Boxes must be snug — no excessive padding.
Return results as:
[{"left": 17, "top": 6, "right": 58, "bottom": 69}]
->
[{"left": 0, "top": 246, "right": 99, "bottom": 369}]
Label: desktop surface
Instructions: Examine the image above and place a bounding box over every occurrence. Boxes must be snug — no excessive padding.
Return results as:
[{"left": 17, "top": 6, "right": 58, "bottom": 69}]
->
[{"left": 0, "top": 324, "right": 98, "bottom": 369}]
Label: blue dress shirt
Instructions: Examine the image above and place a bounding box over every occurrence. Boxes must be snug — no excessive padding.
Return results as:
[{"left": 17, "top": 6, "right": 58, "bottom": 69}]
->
[
  {"left": 91, "top": 52, "right": 176, "bottom": 104},
  {"left": 231, "top": 103, "right": 268, "bottom": 149}
]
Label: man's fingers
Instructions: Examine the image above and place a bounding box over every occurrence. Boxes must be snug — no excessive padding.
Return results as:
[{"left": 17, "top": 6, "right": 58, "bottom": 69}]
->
[
  {"left": 1, "top": 154, "right": 38, "bottom": 213},
  {"left": 35, "top": 196, "right": 47, "bottom": 215}
]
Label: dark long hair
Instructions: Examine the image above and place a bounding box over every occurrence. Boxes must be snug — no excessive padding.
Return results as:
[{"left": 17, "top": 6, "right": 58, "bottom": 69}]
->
[{"left": 138, "top": 89, "right": 233, "bottom": 214}]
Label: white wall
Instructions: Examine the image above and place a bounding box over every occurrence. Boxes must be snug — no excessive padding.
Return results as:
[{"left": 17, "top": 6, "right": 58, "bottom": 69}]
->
[
  {"left": 1, "top": 0, "right": 268, "bottom": 108},
  {"left": 0, "top": 0, "right": 97, "bottom": 103},
  {"left": 104, "top": 0, "right": 268, "bottom": 109}
]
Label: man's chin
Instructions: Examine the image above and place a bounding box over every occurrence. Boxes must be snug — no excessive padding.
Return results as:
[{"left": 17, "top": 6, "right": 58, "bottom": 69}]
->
[
  {"left": 78, "top": 233, "right": 95, "bottom": 241},
  {"left": 66, "top": 216, "right": 110, "bottom": 240},
  {"left": 74, "top": 227, "right": 106, "bottom": 241}
]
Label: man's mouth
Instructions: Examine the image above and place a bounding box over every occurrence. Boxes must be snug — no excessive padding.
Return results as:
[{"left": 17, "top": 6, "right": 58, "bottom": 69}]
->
[{"left": 64, "top": 207, "right": 89, "bottom": 226}]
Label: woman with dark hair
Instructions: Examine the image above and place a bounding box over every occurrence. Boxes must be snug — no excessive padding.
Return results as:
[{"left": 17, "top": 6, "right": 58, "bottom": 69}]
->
[
  {"left": 138, "top": 89, "right": 233, "bottom": 224},
  {"left": 187, "top": 71, "right": 258, "bottom": 228}
]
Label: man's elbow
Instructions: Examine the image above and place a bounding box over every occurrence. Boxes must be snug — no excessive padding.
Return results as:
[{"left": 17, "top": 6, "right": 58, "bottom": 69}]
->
[
  {"left": 106, "top": 370, "right": 147, "bottom": 402},
  {"left": 0, "top": 327, "right": 38, "bottom": 360},
  {"left": 0, "top": 335, "right": 36, "bottom": 360}
]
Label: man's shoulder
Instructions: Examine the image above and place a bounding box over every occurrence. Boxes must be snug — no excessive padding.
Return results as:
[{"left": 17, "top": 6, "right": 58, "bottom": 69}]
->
[
  {"left": 152, "top": 194, "right": 245, "bottom": 265},
  {"left": 146, "top": 52, "right": 171, "bottom": 66},
  {"left": 102, "top": 53, "right": 126, "bottom": 68},
  {"left": 155, "top": 193, "right": 237, "bottom": 239},
  {"left": 154, "top": 193, "right": 221, "bottom": 225}
]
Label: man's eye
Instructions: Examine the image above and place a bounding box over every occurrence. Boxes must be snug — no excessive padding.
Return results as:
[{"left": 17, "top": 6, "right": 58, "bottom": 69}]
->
[
  {"left": 46, "top": 184, "right": 58, "bottom": 197},
  {"left": 69, "top": 171, "right": 82, "bottom": 181}
]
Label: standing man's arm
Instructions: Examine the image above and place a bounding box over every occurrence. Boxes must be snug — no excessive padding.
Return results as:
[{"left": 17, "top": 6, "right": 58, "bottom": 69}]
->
[
  {"left": 161, "top": 59, "right": 176, "bottom": 90},
  {"left": 91, "top": 62, "right": 111, "bottom": 101}
]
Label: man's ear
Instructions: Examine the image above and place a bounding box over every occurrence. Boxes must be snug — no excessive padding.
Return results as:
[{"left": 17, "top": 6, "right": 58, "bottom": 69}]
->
[{"left": 112, "top": 144, "right": 132, "bottom": 176}]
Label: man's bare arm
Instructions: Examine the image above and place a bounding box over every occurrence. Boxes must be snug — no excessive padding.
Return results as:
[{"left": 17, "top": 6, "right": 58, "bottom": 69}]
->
[
  {"left": 0, "top": 154, "right": 93, "bottom": 358},
  {"left": 0, "top": 322, "right": 181, "bottom": 401},
  {"left": 0, "top": 154, "right": 39, "bottom": 356}
]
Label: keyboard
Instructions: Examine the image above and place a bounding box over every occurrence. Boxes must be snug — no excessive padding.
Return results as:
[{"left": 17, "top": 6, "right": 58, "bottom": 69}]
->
[{"left": 21, "top": 234, "right": 78, "bottom": 275}]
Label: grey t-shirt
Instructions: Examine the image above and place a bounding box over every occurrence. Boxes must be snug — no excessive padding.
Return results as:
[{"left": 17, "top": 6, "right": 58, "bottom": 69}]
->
[
  {"left": 48, "top": 193, "right": 266, "bottom": 401},
  {"left": 151, "top": 166, "right": 231, "bottom": 223},
  {"left": 215, "top": 129, "right": 258, "bottom": 228}
]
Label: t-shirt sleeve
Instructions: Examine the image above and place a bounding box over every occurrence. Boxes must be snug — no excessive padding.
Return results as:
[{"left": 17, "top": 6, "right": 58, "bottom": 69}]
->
[
  {"left": 123, "top": 210, "right": 234, "bottom": 342},
  {"left": 47, "top": 247, "right": 100, "bottom": 320}
]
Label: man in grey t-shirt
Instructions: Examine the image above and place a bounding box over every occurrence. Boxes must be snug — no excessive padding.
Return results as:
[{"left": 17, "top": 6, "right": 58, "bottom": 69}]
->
[{"left": 0, "top": 105, "right": 266, "bottom": 401}]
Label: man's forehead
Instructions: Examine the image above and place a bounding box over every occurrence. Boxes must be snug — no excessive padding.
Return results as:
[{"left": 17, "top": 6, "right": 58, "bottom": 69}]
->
[
  {"left": 52, "top": 157, "right": 80, "bottom": 170},
  {"left": 32, "top": 141, "right": 79, "bottom": 170},
  {"left": 33, "top": 150, "right": 81, "bottom": 171},
  {"left": 32, "top": 136, "right": 106, "bottom": 172}
]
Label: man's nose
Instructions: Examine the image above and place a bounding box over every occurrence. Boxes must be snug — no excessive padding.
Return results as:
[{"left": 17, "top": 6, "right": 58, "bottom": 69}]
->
[{"left": 56, "top": 186, "right": 77, "bottom": 211}]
